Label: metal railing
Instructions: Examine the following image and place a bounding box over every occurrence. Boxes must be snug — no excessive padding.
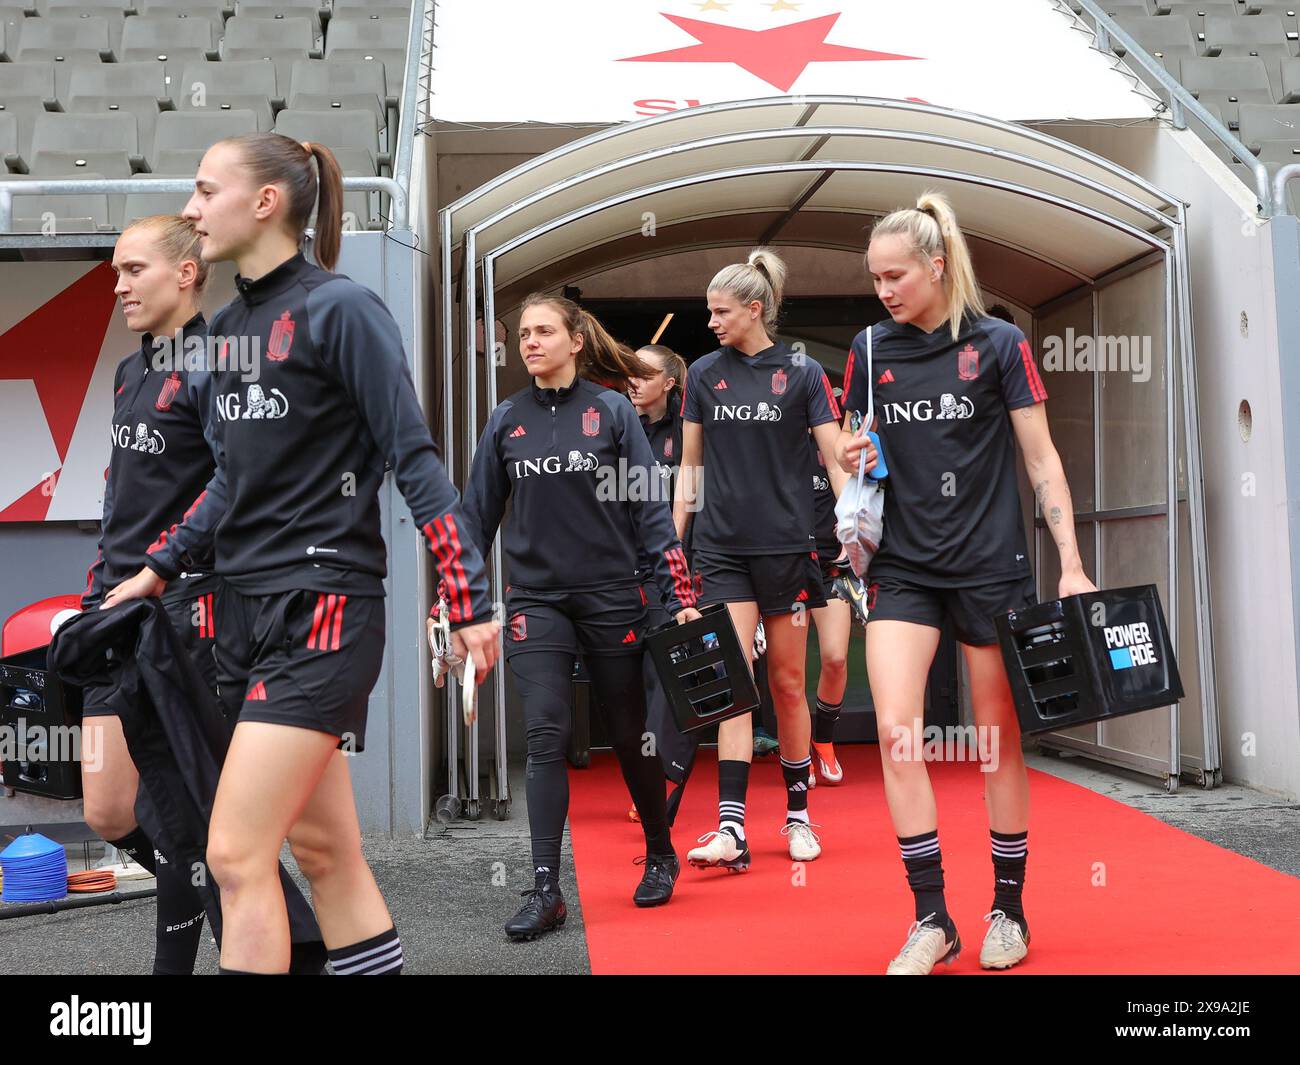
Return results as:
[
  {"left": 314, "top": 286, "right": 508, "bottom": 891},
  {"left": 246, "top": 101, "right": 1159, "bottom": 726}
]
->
[
  {"left": 0, "top": 0, "right": 430, "bottom": 236},
  {"left": 1070, "top": 0, "right": 1276, "bottom": 215},
  {"left": 1275, "top": 163, "right": 1300, "bottom": 213}
]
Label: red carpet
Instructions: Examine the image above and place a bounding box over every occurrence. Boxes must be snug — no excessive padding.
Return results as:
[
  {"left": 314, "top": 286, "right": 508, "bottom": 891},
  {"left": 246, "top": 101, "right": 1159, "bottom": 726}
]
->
[{"left": 566, "top": 746, "right": 1300, "bottom": 974}]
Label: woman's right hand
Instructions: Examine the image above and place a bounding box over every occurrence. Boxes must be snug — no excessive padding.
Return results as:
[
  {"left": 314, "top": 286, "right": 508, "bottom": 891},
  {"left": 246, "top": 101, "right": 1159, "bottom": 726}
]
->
[
  {"left": 837, "top": 430, "right": 878, "bottom": 476},
  {"left": 452, "top": 619, "right": 501, "bottom": 680}
]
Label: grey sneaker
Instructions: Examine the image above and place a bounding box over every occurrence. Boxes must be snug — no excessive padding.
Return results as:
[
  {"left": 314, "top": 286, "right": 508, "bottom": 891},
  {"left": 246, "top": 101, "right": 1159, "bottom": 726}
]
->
[
  {"left": 979, "top": 910, "right": 1029, "bottom": 970},
  {"left": 885, "top": 913, "right": 961, "bottom": 975}
]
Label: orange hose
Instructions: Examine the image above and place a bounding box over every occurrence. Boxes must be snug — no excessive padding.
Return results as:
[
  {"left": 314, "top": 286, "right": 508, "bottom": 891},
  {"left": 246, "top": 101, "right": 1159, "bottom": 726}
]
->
[{"left": 67, "top": 869, "right": 117, "bottom": 893}]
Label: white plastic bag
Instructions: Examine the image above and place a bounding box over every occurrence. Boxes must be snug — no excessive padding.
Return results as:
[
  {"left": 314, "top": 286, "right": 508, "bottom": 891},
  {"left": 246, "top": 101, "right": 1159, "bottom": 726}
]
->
[{"left": 835, "top": 325, "right": 886, "bottom": 579}]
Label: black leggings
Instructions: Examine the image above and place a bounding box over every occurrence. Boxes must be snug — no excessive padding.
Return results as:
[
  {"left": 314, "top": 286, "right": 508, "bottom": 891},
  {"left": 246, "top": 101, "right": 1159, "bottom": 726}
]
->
[{"left": 511, "top": 651, "right": 671, "bottom": 873}]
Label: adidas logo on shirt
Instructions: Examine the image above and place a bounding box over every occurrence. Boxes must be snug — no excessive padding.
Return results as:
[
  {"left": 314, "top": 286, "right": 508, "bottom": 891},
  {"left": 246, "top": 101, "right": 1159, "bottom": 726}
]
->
[
  {"left": 877, "top": 369, "right": 895, "bottom": 384},
  {"left": 509, "top": 425, "right": 527, "bottom": 438},
  {"left": 714, "top": 379, "right": 728, "bottom": 390},
  {"left": 622, "top": 629, "right": 638, "bottom": 644}
]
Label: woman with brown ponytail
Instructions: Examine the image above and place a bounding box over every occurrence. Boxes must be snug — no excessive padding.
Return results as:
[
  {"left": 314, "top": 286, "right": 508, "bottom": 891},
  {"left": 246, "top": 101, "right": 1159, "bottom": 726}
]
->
[
  {"left": 674, "top": 248, "right": 845, "bottom": 871},
  {"left": 460, "top": 296, "right": 701, "bottom": 940},
  {"left": 836, "top": 191, "right": 1095, "bottom": 974},
  {"left": 106, "top": 133, "right": 500, "bottom": 974}
]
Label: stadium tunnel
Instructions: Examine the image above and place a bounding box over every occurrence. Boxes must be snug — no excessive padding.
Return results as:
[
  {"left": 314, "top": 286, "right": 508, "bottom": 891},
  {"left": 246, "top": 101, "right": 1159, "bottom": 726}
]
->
[{"left": 435, "top": 95, "right": 1219, "bottom": 824}]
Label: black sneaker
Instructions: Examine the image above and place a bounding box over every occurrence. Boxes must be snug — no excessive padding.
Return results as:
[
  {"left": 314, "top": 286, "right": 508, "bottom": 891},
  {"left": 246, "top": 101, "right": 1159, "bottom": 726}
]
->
[
  {"left": 505, "top": 885, "right": 567, "bottom": 941},
  {"left": 632, "top": 852, "right": 680, "bottom": 908}
]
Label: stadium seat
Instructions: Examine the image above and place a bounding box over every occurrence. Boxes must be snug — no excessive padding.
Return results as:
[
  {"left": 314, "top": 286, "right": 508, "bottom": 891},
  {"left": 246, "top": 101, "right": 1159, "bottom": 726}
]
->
[
  {"left": 1112, "top": 13, "right": 1203, "bottom": 60},
  {"left": 1162, "top": 5, "right": 1241, "bottom": 37},
  {"left": 1245, "top": 5, "right": 1300, "bottom": 35},
  {"left": 151, "top": 107, "right": 257, "bottom": 169},
  {"left": 45, "top": 4, "right": 130, "bottom": 54},
  {"left": 16, "top": 15, "right": 115, "bottom": 65},
  {"left": 330, "top": 0, "right": 414, "bottom": 18},
  {"left": 151, "top": 145, "right": 206, "bottom": 174},
  {"left": 324, "top": 15, "right": 407, "bottom": 93},
  {"left": 234, "top": 1, "right": 323, "bottom": 38},
  {"left": 6, "top": 172, "right": 112, "bottom": 232},
  {"left": 122, "top": 173, "right": 191, "bottom": 223},
  {"left": 120, "top": 13, "right": 218, "bottom": 92},
  {"left": 222, "top": 14, "right": 316, "bottom": 89},
  {"left": 178, "top": 60, "right": 277, "bottom": 127},
  {"left": 1238, "top": 100, "right": 1300, "bottom": 148},
  {"left": 0, "top": 110, "right": 19, "bottom": 167},
  {"left": 0, "top": 6, "right": 23, "bottom": 47},
  {"left": 1204, "top": 14, "right": 1298, "bottom": 59},
  {"left": 0, "top": 61, "right": 57, "bottom": 165},
  {"left": 1280, "top": 56, "right": 1300, "bottom": 99},
  {"left": 288, "top": 59, "right": 386, "bottom": 131},
  {"left": 30, "top": 112, "right": 138, "bottom": 177},
  {"left": 273, "top": 106, "right": 378, "bottom": 173},
  {"left": 1179, "top": 56, "right": 1278, "bottom": 126},
  {"left": 135, "top": 5, "right": 230, "bottom": 46},
  {"left": 65, "top": 62, "right": 170, "bottom": 161}
]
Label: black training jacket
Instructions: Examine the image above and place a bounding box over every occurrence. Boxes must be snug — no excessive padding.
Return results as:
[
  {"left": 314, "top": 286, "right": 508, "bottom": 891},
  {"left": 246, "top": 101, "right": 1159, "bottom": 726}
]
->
[
  {"left": 82, "top": 313, "right": 217, "bottom": 609},
  {"left": 143, "top": 253, "right": 490, "bottom": 627},
  {"left": 48, "top": 599, "right": 327, "bottom": 971},
  {"left": 461, "top": 376, "right": 695, "bottom": 615}
]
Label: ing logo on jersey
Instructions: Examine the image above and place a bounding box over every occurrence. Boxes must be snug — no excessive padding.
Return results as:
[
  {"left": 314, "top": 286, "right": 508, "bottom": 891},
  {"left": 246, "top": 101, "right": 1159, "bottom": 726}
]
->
[
  {"left": 880, "top": 393, "right": 974, "bottom": 425},
  {"left": 510, "top": 452, "right": 599, "bottom": 478},
  {"left": 216, "top": 384, "right": 290, "bottom": 421},
  {"left": 812, "top": 474, "right": 830, "bottom": 492},
  {"left": 713, "top": 403, "right": 783, "bottom": 422},
  {"left": 566, "top": 450, "right": 598, "bottom": 471},
  {"left": 113, "top": 421, "right": 165, "bottom": 454}
]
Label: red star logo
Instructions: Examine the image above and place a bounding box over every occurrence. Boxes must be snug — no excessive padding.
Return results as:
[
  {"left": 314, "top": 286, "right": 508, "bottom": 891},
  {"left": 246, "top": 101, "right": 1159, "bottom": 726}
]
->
[{"left": 619, "top": 13, "right": 921, "bottom": 93}]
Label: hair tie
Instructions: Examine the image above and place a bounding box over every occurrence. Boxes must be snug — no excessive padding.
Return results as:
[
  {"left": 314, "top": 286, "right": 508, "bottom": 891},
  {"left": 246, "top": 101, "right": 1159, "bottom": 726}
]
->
[{"left": 301, "top": 140, "right": 312, "bottom": 153}]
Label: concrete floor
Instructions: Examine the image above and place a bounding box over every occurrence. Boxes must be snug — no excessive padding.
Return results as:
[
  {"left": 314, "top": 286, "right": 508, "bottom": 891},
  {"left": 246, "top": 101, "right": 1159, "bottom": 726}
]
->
[{"left": 1, "top": 748, "right": 1296, "bottom": 974}]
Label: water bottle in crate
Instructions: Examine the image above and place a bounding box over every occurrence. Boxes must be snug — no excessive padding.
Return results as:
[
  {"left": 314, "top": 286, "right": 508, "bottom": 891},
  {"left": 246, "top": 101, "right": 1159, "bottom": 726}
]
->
[{"left": 644, "top": 604, "right": 759, "bottom": 734}]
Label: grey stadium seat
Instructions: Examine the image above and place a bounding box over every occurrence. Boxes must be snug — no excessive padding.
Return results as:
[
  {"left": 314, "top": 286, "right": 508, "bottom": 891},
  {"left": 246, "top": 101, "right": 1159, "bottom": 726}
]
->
[
  {"left": 1204, "top": 15, "right": 1297, "bottom": 59},
  {"left": 0, "top": 110, "right": 18, "bottom": 167},
  {"left": 222, "top": 15, "right": 316, "bottom": 90},
  {"left": 1238, "top": 101, "right": 1300, "bottom": 148},
  {"left": 134, "top": 5, "right": 230, "bottom": 50},
  {"left": 1179, "top": 56, "right": 1278, "bottom": 126},
  {"left": 178, "top": 60, "right": 277, "bottom": 127},
  {"left": 324, "top": 16, "right": 407, "bottom": 92},
  {"left": 45, "top": 5, "right": 131, "bottom": 54},
  {"left": 66, "top": 62, "right": 170, "bottom": 161},
  {"left": 30, "top": 112, "right": 138, "bottom": 177},
  {"left": 6, "top": 172, "right": 112, "bottom": 233},
  {"left": 287, "top": 60, "right": 386, "bottom": 136},
  {"left": 17, "top": 15, "right": 115, "bottom": 65},
  {"left": 234, "top": 1, "right": 324, "bottom": 38},
  {"left": 152, "top": 108, "right": 257, "bottom": 168},
  {"left": 273, "top": 106, "right": 378, "bottom": 173},
  {"left": 151, "top": 145, "right": 206, "bottom": 174},
  {"left": 1281, "top": 56, "right": 1300, "bottom": 99},
  {"left": 0, "top": 61, "right": 57, "bottom": 166},
  {"left": 1245, "top": 6, "right": 1300, "bottom": 35},
  {"left": 1162, "top": 5, "right": 1241, "bottom": 38},
  {"left": 122, "top": 173, "right": 192, "bottom": 224},
  {"left": 34, "top": 0, "right": 128, "bottom": 11},
  {"left": 121, "top": 14, "right": 218, "bottom": 91},
  {"left": 1112, "top": 13, "right": 1203, "bottom": 61},
  {"left": 330, "top": 0, "right": 414, "bottom": 19}
]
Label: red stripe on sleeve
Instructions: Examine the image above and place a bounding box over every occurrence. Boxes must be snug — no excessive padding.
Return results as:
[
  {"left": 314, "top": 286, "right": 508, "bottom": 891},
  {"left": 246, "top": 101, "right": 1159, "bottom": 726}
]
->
[
  {"left": 1019, "top": 340, "right": 1048, "bottom": 403},
  {"left": 145, "top": 489, "right": 208, "bottom": 556},
  {"left": 821, "top": 373, "right": 841, "bottom": 421},
  {"left": 425, "top": 518, "right": 471, "bottom": 623},
  {"left": 841, "top": 348, "right": 856, "bottom": 400},
  {"left": 442, "top": 515, "right": 472, "bottom": 621}
]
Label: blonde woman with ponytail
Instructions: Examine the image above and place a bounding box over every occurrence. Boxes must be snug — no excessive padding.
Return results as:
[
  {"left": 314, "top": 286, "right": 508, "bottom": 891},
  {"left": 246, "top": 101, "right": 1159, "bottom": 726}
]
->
[
  {"left": 675, "top": 248, "right": 847, "bottom": 871},
  {"left": 460, "top": 295, "right": 701, "bottom": 940},
  {"left": 835, "top": 191, "right": 1096, "bottom": 974}
]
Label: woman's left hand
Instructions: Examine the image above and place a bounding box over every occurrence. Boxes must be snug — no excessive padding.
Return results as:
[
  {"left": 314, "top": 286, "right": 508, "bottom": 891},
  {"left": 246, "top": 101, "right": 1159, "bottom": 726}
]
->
[
  {"left": 1058, "top": 570, "right": 1098, "bottom": 598},
  {"left": 675, "top": 607, "right": 703, "bottom": 625},
  {"left": 101, "top": 567, "right": 167, "bottom": 609}
]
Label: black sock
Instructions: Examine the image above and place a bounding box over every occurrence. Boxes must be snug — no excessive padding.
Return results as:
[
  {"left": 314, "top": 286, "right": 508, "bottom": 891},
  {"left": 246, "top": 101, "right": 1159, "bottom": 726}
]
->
[
  {"left": 151, "top": 850, "right": 205, "bottom": 975},
  {"left": 812, "top": 698, "right": 841, "bottom": 745},
  {"left": 899, "top": 830, "right": 954, "bottom": 939},
  {"left": 717, "top": 759, "right": 749, "bottom": 841},
  {"left": 107, "top": 827, "right": 157, "bottom": 875},
  {"left": 218, "top": 966, "right": 283, "bottom": 975},
  {"left": 780, "top": 754, "right": 811, "bottom": 823},
  {"left": 991, "top": 829, "right": 1029, "bottom": 933},
  {"left": 327, "top": 925, "right": 403, "bottom": 975},
  {"left": 533, "top": 865, "right": 560, "bottom": 892}
]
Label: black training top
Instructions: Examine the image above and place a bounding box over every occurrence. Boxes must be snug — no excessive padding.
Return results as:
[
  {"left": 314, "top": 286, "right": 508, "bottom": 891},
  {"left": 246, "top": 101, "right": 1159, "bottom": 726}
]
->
[
  {"left": 462, "top": 376, "right": 695, "bottom": 616},
  {"left": 840, "top": 313, "right": 1048, "bottom": 586},
  {"left": 637, "top": 401, "right": 685, "bottom": 575},
  {"left": 145, "top": 253, "right": 491, "bottom": 627},
  {"left": 681, "top": 340, "right": 840, "bottom": 555},
  {"left": 809, "top": 434, "right": 838, "bottom": 561},
  {"left": 82, "top": 312, "right": 217, "bottom": 609}
]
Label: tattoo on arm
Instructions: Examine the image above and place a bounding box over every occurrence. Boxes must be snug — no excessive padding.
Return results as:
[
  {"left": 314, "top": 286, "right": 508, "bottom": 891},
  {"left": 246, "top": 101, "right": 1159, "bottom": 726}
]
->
[
  {"left": 1050, "top": 505, "right": 1062, "bottom": 526},
  {"left": 1033, "top": 479, "right": 1050, "bottom": 509}
]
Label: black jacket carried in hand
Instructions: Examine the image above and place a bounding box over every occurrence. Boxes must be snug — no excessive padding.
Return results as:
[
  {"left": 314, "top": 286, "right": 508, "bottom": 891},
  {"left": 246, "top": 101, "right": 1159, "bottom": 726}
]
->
[{"left": 48, "top": 599, "right": 327, "bottom": 972}]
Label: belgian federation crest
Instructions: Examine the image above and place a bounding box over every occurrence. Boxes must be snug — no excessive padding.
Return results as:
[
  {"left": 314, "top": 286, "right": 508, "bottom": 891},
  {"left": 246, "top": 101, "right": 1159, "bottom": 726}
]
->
[
  {"left": 771, "top": 368, "right": 787, "bottom": 395},
  {"left": 267, "top": 310, "right": 296, "bottom": 362},
  {"left": 509, "top": 613, "right": 527, "bottom": 641},
  {"left": 155, "top": 371, "right": 181, "bottom": 411},
  {"left": 663, "top": 436, "right": 673, "bottom": 459},
  {"left": 957, "top": 344, "right": 980, "bottom": 381},
  {"left": 582, "top": 406, "right": 600, "bottom": 437}
]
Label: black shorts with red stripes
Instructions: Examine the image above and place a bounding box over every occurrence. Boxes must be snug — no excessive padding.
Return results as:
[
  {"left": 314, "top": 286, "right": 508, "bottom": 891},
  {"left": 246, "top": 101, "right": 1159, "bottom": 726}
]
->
[
  {"left": 214, "top": 585, "right": 385, "bottom": 752},
  {"left": 82, "top": 580, "right": 219, "bottom": 717},
  {"left": 694, "top": 549, "right": 827, "bottom": 616},
  {"left": 864, "top": 571, "right": 1037, "bottom": 647},
  {"left": 504, "top": 583, "right": 650, "bottom": 661}
]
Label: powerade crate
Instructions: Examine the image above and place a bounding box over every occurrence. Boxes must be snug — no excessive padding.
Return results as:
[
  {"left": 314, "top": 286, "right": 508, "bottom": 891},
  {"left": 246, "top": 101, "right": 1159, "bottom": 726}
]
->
[
  {"left": 644, "top": 604, "right": 759, "bottom": 734},
  {"left": 995, "top": 584, "right": 1183, "bottom": 735},
  {"left": 0, "top": 646, "right": 84, "bottom": 800}
]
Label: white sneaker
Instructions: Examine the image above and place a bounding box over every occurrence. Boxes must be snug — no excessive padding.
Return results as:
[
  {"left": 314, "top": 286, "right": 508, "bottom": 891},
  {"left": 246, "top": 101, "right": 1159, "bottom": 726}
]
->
[
  {"left": 979, "top": 910, "right": 1029, "bottom": 970},
  {"left": 686, "top": 829, "right": 751, "bottom": 872},
  {"left": 885, "top": 914, "right": 961, "bottom": 975},
  {"left": 780, "top": 820, "right": 822, "bottom": 861}
]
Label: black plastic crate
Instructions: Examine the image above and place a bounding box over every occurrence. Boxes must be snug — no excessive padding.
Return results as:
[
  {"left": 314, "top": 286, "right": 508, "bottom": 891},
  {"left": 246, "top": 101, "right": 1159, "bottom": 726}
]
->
[
  {"left": 644, "top": 604, "right": 759, "bottom": 734},
  {"left": 0, "top": 646, "right": 84, "bottom": 800},
  {"left": 995, "top": 584, "right": 1183, "bottom": 736}
]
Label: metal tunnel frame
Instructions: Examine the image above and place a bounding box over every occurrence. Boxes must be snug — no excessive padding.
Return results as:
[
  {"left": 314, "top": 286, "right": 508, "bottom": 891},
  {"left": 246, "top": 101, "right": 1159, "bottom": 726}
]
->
[{"left": 438, "top": 95, "right": 1219, "bottom": 810}]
